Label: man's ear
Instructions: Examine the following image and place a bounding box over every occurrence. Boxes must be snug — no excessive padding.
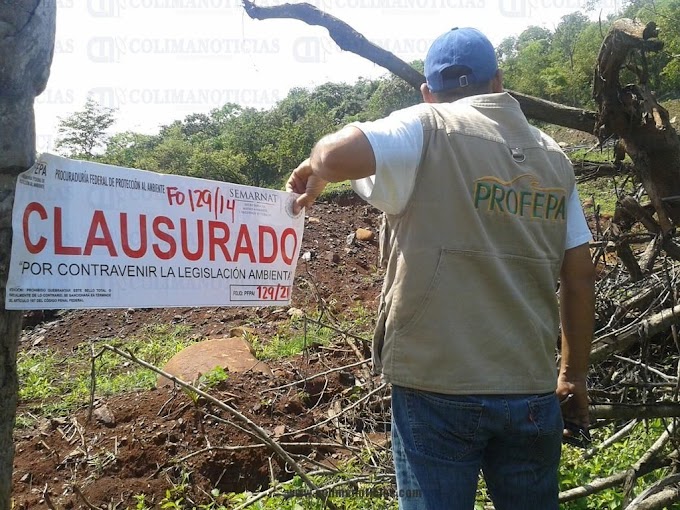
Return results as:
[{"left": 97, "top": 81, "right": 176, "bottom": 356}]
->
[
  {"left": 421, "top": 83, "right": 436, "bottom": 103},
  {"left": 491, "top": 69, "right": 504, "bottom": 93}
]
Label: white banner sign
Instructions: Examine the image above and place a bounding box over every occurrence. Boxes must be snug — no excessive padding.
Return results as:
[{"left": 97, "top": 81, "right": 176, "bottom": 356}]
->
[{"left": 6, "top": 154, "right": 305, "bottom": 310}]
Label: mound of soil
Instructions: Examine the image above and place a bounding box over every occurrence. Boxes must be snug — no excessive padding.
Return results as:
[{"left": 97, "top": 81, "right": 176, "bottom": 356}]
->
[{"left": 11, "top": 197, "right": 387, "bottom": 509}]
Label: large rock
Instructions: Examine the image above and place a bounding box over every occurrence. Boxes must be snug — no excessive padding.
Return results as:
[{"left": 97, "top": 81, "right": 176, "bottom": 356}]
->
[
  {"left": 158, "top": 337, "right": 271, "bottom": 387},
  {"left": 355, "top": 228, "right": 375, "bottom": 241}
]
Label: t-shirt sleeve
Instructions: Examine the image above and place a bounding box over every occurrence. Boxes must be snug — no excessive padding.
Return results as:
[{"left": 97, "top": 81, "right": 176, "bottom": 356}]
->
[
  {"left": 349, "top": 106, "right": 424, "bottom": 215},
  {"left": 565, "top": 183, "right": 593, "bottom": 249}
]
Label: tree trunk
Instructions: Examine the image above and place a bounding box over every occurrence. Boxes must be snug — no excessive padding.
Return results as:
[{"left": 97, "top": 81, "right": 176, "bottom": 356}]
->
[
  {"left": 594, "top": 19, "right": 680, "bottom": 234},
  {"left": 0, "top": 2, "right": 56, "bottom": 507},
  {"left": 242, "top": 0, "right": 598, "bottom": 134}
]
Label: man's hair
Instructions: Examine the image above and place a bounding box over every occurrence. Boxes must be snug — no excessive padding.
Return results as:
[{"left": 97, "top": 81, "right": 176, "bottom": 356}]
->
[{"left": 431, "top": 65, "right": 495, "bottom": 102}]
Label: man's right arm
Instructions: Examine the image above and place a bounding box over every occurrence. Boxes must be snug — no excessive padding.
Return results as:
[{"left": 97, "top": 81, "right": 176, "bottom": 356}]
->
[{"left": 557, "top": 242, "right": 596, "bottom": 429}]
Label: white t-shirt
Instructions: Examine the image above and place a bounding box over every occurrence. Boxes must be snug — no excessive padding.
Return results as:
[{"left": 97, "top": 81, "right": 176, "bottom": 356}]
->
[{"left": 350, "top": 104, "right": 593, "bottom": 250}]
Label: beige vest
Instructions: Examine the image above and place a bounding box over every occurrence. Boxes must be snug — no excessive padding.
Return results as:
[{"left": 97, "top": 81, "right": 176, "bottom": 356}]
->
[{"left": 373, "top": 93, "right": 574, "bottom": 394}]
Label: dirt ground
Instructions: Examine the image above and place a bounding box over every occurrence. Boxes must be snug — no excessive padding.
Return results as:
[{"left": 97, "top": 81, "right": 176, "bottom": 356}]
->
[{"left": 11, "top": 196, "right": 388, "bottom": 509}]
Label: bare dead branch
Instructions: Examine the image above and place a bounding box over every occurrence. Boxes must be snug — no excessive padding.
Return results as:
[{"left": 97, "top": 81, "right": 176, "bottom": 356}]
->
[
  {"left": 591, "top": 303, "right": 680, "bottom": 363},
  {"left": 241, "top": 0, "right": 597, "bottom": 133},
  {"left": 625, "top": 474, "right": 680, "bottom": 510},
  {"left": 594, "top": 19, "right": 680, "bottom": 231},
  {"left": 590, "top": 403, "right": 680, "bottom": 420},
  {"left": 583, "top": 419, "right": 638, "bottom": 460},
  {"left": 262, "top": 358, "right": 370, "bottom": 394},
  {"left": 559, "top": 456, "right": 672, "bottom": 502},
  {"left": 101, "top": 344, "right": 337, "bottom": 510}
]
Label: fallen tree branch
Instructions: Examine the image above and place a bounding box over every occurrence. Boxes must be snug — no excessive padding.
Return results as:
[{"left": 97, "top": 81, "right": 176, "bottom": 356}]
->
[
  {"left": 613, "top": 280, "right": 666, "bottom": 321},
  {"left": 242, "top": 0, "right": 598, "bottom": 133},
  {"left": 573, "top": 160, "right": 632, "bottom": 179},
  {"left": 583, "top": 419, "right": 638, "bottom": 460},
  {"left": 243, "top": 0, "right": 423, "bottom": 89},
  {"left": 590, "top": 302, "right": 680, "bottom": 363},
  {"left": 291, "top": 382, "right": 387, "bottom": 435},
  {"left": 559, "top": 456, "right": 672, "bottom": 502},
  {"left": 622, "top": 421, "right": 676, "bottom": 505},
  {"left": 233, "top": 484, "right": 282, "bottom": 510},
  {"left": 261, "top": 356, "right": 369, "bottom": 393},
  {"left": 101, "top": 344, "right": 337, "bottom": 510},
  {"left": 594, "top": 18, "right": 680, "bottom": 230},
  {"left": 174, "top": 442, "right": 360, "bottom": 464},
  {"left": 625, "top": 474, "right": 680, "bottom": 510},
  {"left": 613, "top": 354, "right": 678, "bottom": 382},
  {"left": 590, "top": 403, "right": 680, "bottom": 420},
  {"left": 562, "top": 427, "right": 676, "bottom": 503}
]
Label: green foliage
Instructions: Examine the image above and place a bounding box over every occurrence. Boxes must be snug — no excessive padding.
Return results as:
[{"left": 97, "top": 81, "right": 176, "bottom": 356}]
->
[
  {"left": 252, "top": 305, "right": 375, "bottom": 360},
  {"left": 560, "top": 420, "right": 672, "bottom": 509},
  {"left": 17, "top": 324, "right": 195, "bottom": 424},
  {"left": 132, "top": 494, "right": 152, "bottom": 510},
  {"left": 225, "top": 464, "right": 398, "bottom": 510},
  {"left": 364, "top": 63, "right": 423, "bottom": 120},
  {"left": 319, "top": 181, "right": 355, "bottom": 201},
  {"left": 197, "top": 366, "right": 229, "bottom": 389},
  {"left": 501, "top": 15, "right": 612, "bottom": 107},
  {"left": 56, "top": 97, "right": 116, "bottom": 159},
  {"left": 83, "top": 3, "right": 680, "bottom": 190},
  {"left": 96, "top": 70, "right": 421, "bottom": 189}
]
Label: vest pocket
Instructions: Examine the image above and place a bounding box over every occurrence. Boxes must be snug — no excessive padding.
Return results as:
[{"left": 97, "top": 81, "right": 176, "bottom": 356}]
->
[
  {"left": 392, "top": 248, "right": 448, "bottom": 335},
  {"left": 393, "top": 248, "right": 559, "bottom": 337}
]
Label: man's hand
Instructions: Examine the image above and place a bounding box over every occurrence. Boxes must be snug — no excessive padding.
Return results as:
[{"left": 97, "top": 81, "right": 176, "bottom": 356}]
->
[
  {"left": 285, "top": 127, "right": 376, "bottom": 215},
  {"left": 285, "top": 158, "right": 328, "bottom": 215},
  {"left": 556, "top": 373, "right": 589, "bottom": 425}
]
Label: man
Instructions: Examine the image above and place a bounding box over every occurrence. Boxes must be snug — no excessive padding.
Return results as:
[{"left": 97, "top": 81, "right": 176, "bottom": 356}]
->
[{"left": 286, "top": 27, "right": 595, "bottom": 510}]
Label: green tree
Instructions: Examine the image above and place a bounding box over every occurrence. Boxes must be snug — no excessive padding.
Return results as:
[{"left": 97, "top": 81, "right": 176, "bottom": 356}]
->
[
  {"left": 365, "top": 73, "right": 422, "bottom": 119},
  {"left": 221, "top": 107, "right": 280, "bottom": 187},
  {"left": 503, "top": 38, "right": 553, "bottom": 98},
  {"left": 188, "top": 146, "right": 246, "bottom": 183},
  {"left": 140, "top": 124, "right": 194, "bottom": 175},
  {"left": 55, "top": 97, "right": 116, "bottom": 159},
  {"left": 101, "top": 131, "right": 156, "bottom": 168},
  {"left": 552, "top": 13, "right": 591, "bottom": 104},
  {"left": 501, "top": 26, "right": 555, "bottom": 99},
  {"left": 571, "top": 22, "right": 609, "bottom": 107},
  {"left": 516, "top": 26, "right": 552, "bottom": 52}
]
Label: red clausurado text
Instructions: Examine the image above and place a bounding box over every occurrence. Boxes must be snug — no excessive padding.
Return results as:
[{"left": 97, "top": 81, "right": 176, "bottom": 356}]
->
[{"left": 21, "top": 203, "right": 299, "bottom": 265}]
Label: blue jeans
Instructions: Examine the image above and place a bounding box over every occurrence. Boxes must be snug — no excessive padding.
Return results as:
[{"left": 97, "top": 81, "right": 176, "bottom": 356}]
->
[{"left": 391, "top": 385, "right": 563, "bottom": 510}]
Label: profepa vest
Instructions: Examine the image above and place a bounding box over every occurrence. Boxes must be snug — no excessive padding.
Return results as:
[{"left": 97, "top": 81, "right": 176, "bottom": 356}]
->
[{"left": 373, "top": 93, "right": 575, "bottom": 394}]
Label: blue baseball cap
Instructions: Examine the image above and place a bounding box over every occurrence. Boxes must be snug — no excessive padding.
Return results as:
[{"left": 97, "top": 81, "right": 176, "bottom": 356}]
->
[{"left": 425, "top": 27, "right": 498, "bottom": 93}]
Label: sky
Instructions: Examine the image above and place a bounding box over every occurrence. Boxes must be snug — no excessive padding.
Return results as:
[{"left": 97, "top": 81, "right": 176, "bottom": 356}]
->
[{"left": 35, "top": 0, "right": 622, "bottom": 152}]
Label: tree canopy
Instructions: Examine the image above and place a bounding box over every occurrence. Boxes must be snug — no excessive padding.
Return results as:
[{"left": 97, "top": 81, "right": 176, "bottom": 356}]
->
[{"left": 53, "top": 1, "right": 680, "bottom": 188}]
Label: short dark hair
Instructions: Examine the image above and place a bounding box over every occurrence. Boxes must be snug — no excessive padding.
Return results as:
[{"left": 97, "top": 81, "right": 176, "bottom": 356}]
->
[{"left": 431, "top": 65, "right": 495, "bottom": 102}]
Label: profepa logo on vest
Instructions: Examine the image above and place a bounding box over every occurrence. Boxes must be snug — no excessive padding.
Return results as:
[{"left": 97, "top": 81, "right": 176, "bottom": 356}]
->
[{"left": 473, "top": 174, "right": 566, "bottom": 221}]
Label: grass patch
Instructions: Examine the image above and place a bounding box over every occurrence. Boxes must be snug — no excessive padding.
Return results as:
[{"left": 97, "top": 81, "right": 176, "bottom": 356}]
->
[
  {"left": 226, "top": 457, "right": 399, "bottom": 510},
  {"left": 319, "top": 181, "right": 355, "bottom": 201},
  {"left": 17, "top": 323, "right": 196, "bottom": 426},
  {"left": 252, "top": 304, "right": 376, "bottom": 360},
  {"left": 252, "top": 316, "right": 335, "bottom": 360},
  {"left": 577, "top": 174, "right": 636, "bottom": 217},
  {"left": 566, "top": 146, "right": 616, "bottom": 163},
  {"left": 560, "top": 419, "right": 671, "bottom": 509}
]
